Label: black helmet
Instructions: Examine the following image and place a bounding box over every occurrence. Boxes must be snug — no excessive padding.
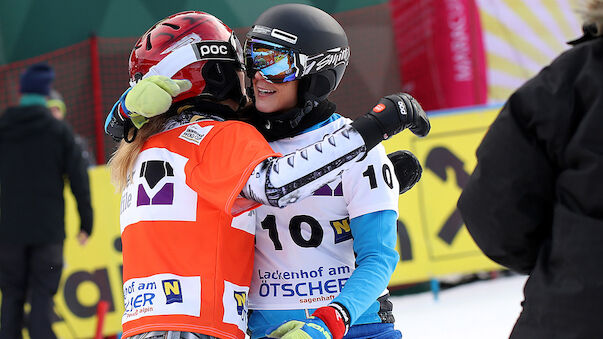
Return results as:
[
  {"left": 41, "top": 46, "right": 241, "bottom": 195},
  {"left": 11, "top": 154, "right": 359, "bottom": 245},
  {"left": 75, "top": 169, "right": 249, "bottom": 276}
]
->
[{"left": 245, "top": 4, "right": 350, "bottom": 129}]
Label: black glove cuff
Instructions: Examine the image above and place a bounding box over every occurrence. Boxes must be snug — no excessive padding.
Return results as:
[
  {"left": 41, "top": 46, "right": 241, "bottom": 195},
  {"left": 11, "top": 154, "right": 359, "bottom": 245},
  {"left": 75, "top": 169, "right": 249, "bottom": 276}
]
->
[{"left": 351, "top": 114, "right": 384, "bottom": 151}]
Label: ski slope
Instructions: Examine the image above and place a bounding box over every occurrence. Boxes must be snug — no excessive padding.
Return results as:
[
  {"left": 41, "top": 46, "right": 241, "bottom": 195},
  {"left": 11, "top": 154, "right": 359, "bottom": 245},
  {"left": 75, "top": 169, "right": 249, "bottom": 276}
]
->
[{"left": 390, "top": 274, "right": 528, "bottom": 339}]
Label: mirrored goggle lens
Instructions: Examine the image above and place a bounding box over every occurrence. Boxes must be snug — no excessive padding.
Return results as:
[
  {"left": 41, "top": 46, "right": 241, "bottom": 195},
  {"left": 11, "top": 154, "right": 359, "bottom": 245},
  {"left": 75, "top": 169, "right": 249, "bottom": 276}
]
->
[{"left": 245, "top": 39, "right": 298, "bottom": 83}]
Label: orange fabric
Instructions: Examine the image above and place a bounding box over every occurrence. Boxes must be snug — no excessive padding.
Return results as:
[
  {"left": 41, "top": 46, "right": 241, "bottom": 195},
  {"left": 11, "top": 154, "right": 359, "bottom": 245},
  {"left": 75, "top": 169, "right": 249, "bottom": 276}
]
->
[{"left": 120, "top": 120, "right": 278, "bottom": 339}]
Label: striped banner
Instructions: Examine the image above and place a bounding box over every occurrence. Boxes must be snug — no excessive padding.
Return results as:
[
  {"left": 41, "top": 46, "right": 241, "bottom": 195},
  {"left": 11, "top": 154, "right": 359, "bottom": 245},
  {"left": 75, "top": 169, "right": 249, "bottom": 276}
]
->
[{"left": 389, "top": 0, "right": 581, "bottom": 109}]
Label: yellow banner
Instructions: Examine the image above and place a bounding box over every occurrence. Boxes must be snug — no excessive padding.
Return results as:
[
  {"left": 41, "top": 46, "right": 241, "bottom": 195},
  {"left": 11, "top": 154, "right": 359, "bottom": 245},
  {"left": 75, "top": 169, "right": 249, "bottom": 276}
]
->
[
  {"left": 382, "top": 105, "right": 502, "bottom": 285},
  {"left": 55, "top": 167, "right": 124, "bottom": 337},
  {"left": 0, "top": 105, "right": 504, "bottom": 337}
]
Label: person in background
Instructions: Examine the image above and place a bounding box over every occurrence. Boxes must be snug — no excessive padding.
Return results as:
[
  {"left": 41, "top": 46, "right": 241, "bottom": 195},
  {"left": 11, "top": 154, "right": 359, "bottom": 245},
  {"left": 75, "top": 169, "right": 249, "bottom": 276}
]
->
[
  {"left": 457, "top": 1, "right": 603, "bottom": 337},
  {"left": 104, "top": 10, "right": 427, "bottom": 339},
  {"left": 0, "top": 62, "right": 93, "bottom": 339},
  {"left": 47, "top": 89, "right": 94, "bottom": 167}
]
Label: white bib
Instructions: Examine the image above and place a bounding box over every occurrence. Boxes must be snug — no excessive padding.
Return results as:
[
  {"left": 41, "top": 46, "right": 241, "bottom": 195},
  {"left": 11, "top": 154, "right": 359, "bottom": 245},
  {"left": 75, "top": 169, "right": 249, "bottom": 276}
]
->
[{"left": 249, "top": 117, "right": 399, "bottom": 310}]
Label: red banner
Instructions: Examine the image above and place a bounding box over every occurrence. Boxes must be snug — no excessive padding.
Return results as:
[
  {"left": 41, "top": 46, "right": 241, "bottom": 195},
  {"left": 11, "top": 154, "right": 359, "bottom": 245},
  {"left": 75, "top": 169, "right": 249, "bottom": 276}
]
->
[{"left": 389, "top": 0, "right": 487, "bottom": 110}]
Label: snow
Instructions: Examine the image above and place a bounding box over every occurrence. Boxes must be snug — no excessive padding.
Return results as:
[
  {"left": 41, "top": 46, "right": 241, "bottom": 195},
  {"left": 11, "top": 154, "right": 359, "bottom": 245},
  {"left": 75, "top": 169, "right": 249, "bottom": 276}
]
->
[{"left": 390, "top": 274, "right": 528, "bottom": 339}]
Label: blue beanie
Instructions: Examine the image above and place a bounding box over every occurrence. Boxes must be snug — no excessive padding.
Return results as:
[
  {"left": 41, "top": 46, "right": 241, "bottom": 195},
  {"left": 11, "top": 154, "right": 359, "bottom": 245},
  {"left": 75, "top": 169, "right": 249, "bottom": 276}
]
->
[{"left": 20, "top": 62, "right": 55, "bottom": 96}]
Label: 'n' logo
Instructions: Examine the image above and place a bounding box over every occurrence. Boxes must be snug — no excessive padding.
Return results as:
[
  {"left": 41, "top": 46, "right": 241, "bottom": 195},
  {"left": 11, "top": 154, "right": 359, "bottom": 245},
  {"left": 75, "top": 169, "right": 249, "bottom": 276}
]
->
[
  {"left": 137, "top": 160, "right": 175, "bottom": 206},
  {"left": 329, "top": 217, "right": 352, "bottom": 243},
  {"left": 162, "top": 279, "right": 183, "bottom": 304},
  {"left": 233, "top": 291, "right": 247, "bottom": 316}
]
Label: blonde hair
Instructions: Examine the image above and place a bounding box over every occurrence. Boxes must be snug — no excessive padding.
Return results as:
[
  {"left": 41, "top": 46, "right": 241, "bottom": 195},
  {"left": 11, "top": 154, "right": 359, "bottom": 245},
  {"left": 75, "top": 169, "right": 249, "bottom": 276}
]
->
[
  {"left": 577, "top": 0, "right": 603, "bottom": 34},
  {"left": 108, "top": 114, "right": 172, "bottom": 191}
]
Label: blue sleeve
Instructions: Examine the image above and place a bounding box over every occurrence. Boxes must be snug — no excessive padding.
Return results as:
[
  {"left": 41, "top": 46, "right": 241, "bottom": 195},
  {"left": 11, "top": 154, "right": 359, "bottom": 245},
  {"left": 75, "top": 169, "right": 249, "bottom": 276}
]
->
[
  {"left": 104, "top": 88, "right": 131, "bottom": 134},
  {"left": 332, "top": 209, "right": 399, "bottom": 324}
]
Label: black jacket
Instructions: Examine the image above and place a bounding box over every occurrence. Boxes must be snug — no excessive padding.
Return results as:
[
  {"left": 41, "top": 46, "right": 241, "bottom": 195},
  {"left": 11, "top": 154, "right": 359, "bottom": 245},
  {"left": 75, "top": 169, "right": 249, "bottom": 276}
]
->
[
  {"left": 458, "top": 36, "right": 603, "bottom": 338},
  {"left": 0, "top": 104, "right": 93, "bottom": 244}
]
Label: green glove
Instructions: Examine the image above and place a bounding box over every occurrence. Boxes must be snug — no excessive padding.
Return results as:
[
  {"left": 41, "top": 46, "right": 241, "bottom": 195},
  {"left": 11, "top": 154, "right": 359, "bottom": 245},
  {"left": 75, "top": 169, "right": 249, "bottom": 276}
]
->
[
  {"left": 267, "top": 318, "right": 331, "bottom": 339},
  {"left": 129, "top": 112, "right": 150, "bottom": 129},
  {"left": 124, "top": 75, "right": 192, "bottom": 118}
]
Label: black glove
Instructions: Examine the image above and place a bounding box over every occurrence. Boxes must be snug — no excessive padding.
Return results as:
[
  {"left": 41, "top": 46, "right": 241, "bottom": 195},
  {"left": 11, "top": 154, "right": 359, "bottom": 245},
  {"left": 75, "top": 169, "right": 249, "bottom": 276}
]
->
[
  {"left": 104, "top": 89, "right": 138, "bottom": 143},
  {"left": 352, "top": 93, "right": 430, "bottom": 150},
  {"left": 388, "top": 150, "right": 422, "bottom": 194}
]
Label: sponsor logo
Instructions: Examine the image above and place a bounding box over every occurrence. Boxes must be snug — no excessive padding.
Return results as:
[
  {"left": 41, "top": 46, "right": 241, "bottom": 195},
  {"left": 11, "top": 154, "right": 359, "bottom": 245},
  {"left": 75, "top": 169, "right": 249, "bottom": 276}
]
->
[
  {"left": 397, "top": 100, "right": 407, "bottom": 116},
  {"left": 223, "top": 281, "right": 249, "bottom": 331},
  {"left": 313, "top": 182, "right": 343, "bottom": 196},
  {"left": 179, "top": 124, "right": 213, "bottom": 145},
  {"left": 256, "top": 266, "right": 352, "bottom": 302},
  {"left": 199, "top": 44, "right": 229, "bottom": 57},
  {"left": 307, "top": 47, "right": 350, "bottom": 73},
  {"left": 122, "top": 274, "right": 201, "bottom": 323},
  {"left": 308, "top": 323, "right": 331, "bottom": 338},
  {"left": 271, "top": 28, "right": 298, "bottom": 44},
  {"left": 329, "top": 218, "right": 352, "bottom": 243},
  {"left": 373, "top": 103, "right": 386, "bottom": 113},
  {"left": 137, "top": 160, "right": 175, "bottom": 206},
  {"left": 123, "top": 280, "right": 157, "bottom": 314},
  {"left": 162, "top": 279, "right": 183, "bottom": 304},
  {"left": 193, "top": 42, "right": 235, "bottom": 61},
  {"left": 120, "top": 149, "right": 198, "bottom": 227},
  {"left": 233, "top": 291, "right": 247, "bottom": 316}
]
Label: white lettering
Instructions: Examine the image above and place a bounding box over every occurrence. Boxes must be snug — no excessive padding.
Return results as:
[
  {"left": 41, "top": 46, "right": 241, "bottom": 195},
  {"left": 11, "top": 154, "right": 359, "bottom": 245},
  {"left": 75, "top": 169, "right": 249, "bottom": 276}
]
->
[
  {"left": 199, "top": 44, "right": 229, "bottom": 57},
  {"left": 446, "top": 0, "right": 473, "bottom": 82},
  {"left": 120, "top": 191, "right": 132, "bottom": 215},
  {"left": 313, "top": 48, "right": 350, "bottom": 72},
  {"left": 397, "top": 100, "right": 407, "bottom": 116}
]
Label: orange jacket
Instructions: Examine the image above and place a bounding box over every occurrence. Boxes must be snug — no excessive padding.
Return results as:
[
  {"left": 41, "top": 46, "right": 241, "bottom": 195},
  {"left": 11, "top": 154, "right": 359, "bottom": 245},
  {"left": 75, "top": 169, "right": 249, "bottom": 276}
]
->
[{"left": 119, "top": 120, "right": 278, "bottom": 339}]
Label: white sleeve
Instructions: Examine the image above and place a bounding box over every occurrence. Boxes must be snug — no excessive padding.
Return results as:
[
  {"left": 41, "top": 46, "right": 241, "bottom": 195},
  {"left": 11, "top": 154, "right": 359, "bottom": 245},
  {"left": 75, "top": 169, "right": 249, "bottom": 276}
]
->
[
  {"left": 241, "top": 124, "right": 367, "bottom": 207},
  {"left": 343, "top": 144, "right": 400, "bottom": 219}
]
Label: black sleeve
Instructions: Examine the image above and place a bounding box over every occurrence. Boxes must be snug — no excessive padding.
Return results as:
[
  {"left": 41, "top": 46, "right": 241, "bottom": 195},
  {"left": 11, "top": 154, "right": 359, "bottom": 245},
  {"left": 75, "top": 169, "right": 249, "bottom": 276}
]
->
[
  {"left": 62, "top": 125, "right": 93, "bottom": 236},
  {"left": 74, "top": 134, "right": 94, "bottom": 168},
  {"left": 457, "top": 77, "right": 559, "bottom": 274}
]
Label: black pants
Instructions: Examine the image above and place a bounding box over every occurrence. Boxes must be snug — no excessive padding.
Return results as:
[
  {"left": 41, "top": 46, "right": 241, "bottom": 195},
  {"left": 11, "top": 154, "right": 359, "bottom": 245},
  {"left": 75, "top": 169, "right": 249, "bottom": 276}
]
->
[{"left": 0, "top": 242, "right": 63, "bottom": 339}]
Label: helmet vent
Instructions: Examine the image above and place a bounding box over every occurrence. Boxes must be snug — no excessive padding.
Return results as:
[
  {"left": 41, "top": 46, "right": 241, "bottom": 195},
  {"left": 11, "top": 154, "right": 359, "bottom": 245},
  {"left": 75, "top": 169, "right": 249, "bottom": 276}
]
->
[
  {"left": 161, "top": 23, "right": 180, "bottom": 30},
  {"left": 146, "top": 34, "right": 152, "bottom": 50}
]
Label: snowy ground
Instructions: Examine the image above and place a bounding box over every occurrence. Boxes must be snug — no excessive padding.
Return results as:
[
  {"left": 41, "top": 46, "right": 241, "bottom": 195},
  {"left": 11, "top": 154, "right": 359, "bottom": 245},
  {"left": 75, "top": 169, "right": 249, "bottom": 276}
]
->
[{"left": 390, "top": 274, "right": 528, "bottom": 339}]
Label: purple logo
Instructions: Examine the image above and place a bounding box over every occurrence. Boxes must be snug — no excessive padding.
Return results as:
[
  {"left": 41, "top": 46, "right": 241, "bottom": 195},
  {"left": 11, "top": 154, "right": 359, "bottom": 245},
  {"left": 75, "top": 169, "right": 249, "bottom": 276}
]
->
[
  {"left": 137, "top": 160, "right": 175, "bottom": 206},
  {"left": 313, "top": 182, "right": 343, "bottom": 197}
]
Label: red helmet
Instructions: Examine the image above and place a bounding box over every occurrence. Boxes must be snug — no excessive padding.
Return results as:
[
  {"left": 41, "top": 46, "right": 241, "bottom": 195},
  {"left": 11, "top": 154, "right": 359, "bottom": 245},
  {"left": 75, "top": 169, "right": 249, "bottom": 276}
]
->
[{"left": 129, "top": 11, "right": 245, "bottom": 103}]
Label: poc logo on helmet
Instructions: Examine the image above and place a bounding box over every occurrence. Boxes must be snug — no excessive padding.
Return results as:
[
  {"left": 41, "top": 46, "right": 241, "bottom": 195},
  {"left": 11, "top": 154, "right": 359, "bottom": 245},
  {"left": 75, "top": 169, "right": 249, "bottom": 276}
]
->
[
  {"left": 198, "top": 44, "right": 229, "bottom": 57},
  {"left": 194, "top": 42, "right": 233, "bottom": 60}
]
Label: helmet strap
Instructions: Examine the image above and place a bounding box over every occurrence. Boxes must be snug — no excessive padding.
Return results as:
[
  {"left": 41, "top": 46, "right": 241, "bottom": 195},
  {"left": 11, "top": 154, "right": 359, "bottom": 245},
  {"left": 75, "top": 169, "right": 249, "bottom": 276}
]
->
[
  {"left": 201, "top": 61, "right": 245, "bottom": 104},
  {"left": 302, "top": 71, "right": 336, "bottom": 103},
  {"left": 123, "top": 119, "right": 137, "bottom": 143}
]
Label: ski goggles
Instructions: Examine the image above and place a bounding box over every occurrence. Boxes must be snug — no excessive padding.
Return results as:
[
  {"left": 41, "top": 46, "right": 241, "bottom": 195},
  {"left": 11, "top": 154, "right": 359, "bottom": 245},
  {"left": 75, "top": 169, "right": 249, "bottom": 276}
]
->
[{"left": 244, "top": 38, "right": 302, "bottom": 83}]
